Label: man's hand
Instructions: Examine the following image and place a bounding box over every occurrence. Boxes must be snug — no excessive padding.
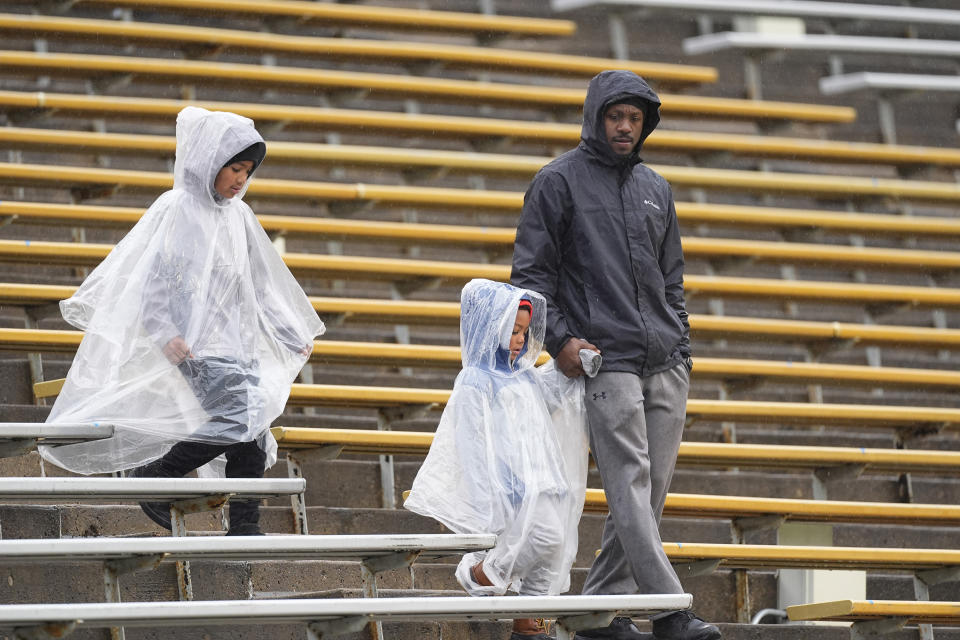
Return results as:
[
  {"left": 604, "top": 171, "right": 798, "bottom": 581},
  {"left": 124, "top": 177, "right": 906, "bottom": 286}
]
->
[
  {"left": 557, "top": 338, "right": 600, "bottom": 378},
  {"left": 162, "top": 336, "right": 193, "bottom": 364}
]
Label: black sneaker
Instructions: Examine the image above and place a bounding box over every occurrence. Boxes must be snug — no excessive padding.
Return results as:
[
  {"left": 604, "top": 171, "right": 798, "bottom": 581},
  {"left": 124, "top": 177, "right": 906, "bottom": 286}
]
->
[
  {"left": 226, "top": 522, "right": 264, "bottom": 536},
  {"left": 127, "top": 465, "right": 172, "bottom": 531},
  {"left": 138, "top": 500, "right": 173, "bottom": 531},
  {"left": 652, "top": 611, "right": 721, "bottom": 640},
  {"left": 574, "top": 616, "right": 652, "bottom": 640}
]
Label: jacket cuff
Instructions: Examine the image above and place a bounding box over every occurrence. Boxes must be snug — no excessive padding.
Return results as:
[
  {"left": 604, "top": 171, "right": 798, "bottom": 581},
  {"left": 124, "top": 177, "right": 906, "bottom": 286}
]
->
[{"left": 548, "top": 333, "right": 576, "bottom": 358}]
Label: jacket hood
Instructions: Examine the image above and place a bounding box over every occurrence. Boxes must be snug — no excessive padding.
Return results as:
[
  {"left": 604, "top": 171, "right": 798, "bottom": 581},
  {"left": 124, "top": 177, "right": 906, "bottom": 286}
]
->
[
  {"left": 459, "top": 279, "right": 545, "bottom": 376},
  {"left": 173, "top": 106, "right": 266, "bottom": 208},
  {"left": 580, "top": 70, "right": 661, "bottom": 165}
]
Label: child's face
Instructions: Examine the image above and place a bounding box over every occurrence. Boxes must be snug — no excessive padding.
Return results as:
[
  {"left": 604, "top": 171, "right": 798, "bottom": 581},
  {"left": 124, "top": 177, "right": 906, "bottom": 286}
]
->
[
  {"left": 509, "top": 308, "right": 531, "bottom": 361},
  {"left": 214, "top": 160, "right": 255, "bottom": 199}
]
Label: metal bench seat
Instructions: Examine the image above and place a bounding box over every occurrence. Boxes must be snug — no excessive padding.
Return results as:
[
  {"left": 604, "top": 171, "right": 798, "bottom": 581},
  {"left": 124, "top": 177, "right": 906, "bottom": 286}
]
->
[
  {"left": 67, "top": 0, "right": 578, "bottom": 37},
  {"left": 0, "top": 422, "right": 113, "bottom": 457},
  {"left": 9, "top": 327, "right": 960, "bottom": 389},
  {"left": 2, "top": 90, "right": 951, "bottom": 168},
  {"left": 787, "top": 599, "right": 960, "bottom": 636},
  {"left": 0, "top": 533, "right": 495, "bottom": 603},
  {"left": 2, "top": 282, "right": 960, "bottom": 350},
  {"left": 0, "top": 13, "right": 714, "bottom": 84},
  {"left": 550, "top": 0, "right": 960, "bottom": 28},
  {"left": 0, "top": 50, "right": 854, "bottom": 123},
  {"left": 0, "top": 593, "right": 692, "bottom": 640}
]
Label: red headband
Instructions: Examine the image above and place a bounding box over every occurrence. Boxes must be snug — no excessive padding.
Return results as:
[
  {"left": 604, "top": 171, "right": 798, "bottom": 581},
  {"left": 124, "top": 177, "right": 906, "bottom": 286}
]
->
[{"left": 518, "top": 299, "right": 533, "bottom": 314}]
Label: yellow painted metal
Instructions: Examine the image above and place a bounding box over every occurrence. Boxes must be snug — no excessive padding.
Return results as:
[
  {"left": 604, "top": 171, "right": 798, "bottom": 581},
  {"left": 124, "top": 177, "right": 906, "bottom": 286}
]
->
[
  {"left": 310, "top": 340, "right": 466, "bottom": 366},
  {"left": 69, "top": 0, "right": 578, "bottom": 36},
  {"left": 279, "top": 253, "right": 509, "bottom": 281},
  {"left": 8, "top": 200, "right": 960, "bottom": 254},
  {"left": 0, "top": 239, "right": 112, "bottom": 265},
  {"left": 691, "top": 357, "right": 960, "bottom": 387},
  {"left": 10, "top": 234, "right": 960, "bottom": 308},
  {"left": 685, "top": 398, "right": 960, "bottom": 425},
  {"left": 787, "top": 600, "right": 960, "bottom": 624},
  {"left": 32, "top": 378, "right": 64, "bottom": 399},
  {"left": 675, "top": 202, "right": 960, "bottom": 237},
  {"left": 270, "top": 426, "right": 434, "bottom": 455},
  {"left": 660, "top": 92, "right": 854, "bottom": 122},
  {"left": 0, "top": 282, "right": 77, "bottom": 304},
  {"left": 0, "top": 201, "right": 516, "bottom": 245},
  {"left": 666, "top": 493, "right": 960, "bottom": 523},
  {"left": 582, "top": 489, "right": 960, "bottom": 524},
  {"left": 677, "top": 441, "right": 960, "bottom": 474},
  {"left": 269, "top": 426, "right": 960, "bottom": 475},
  {"left": 665, "top": 543, "right": 960, "bottom": 571},
  {"left": 287, "top": 383, "right": 448, "bottom": 407},
  {"left": 7, "top": 153, "right": 960, "bottom": 205},
  {"left": 655, "top": 164, "right": 960, "bottom": 202},
  {"left": 15, "top": 91, "right": 960, "bottom": 168},
  {"left": 10, "top": 127, "right": 960, "bottom": 208},
  {"left": 0, "top": 328, "right": 82, "bottom": 351},
  {"left": 685, "top": 275, "right": 960, "bottom": 306},
  {"left": 682, "top": 237, "right": 960, "bottom": 270},
  {"left": 34, "top": 377, "right": 960, "bottom": 426},
  {"left": 14, "top": 128, "right": 960, "bottom": 210},
  {"left": 0, "top": 90, "right": 584, "bottom": 140},
  {"left": 653, "top": 129, "right": 960, "bottom": 167},
  {"left": 0, "top": 51, "right": 853, "bottom": 122},
  {"left": 4, "top": 281, "right": 955, "bottom": 346},
  {"left": 4, "top": 201, "right": 960, "bottom": 263},
  {"left": 12, "top": 327, "right": 960, "bottom": 387},
  {"left": 6, "top": 234, "right": 960, "bottom": 313},
  {"left": 12, "top": 123, "right": 960, "bottom": 188},
  {"left": 0, "top": 162, "right": 522, "bottom": 209},
  {"left": 0, "top": 13, "right": 713, "bottom": 83},
  {"left": 308, "top": 297, "right": 461, "bottom": 322}
]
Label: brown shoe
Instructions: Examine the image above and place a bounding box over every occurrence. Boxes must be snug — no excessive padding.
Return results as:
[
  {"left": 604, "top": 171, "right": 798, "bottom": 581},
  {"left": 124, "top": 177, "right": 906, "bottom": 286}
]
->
[
  {"left": 511, "top": 618, "right": 552, "bottom": 639},
  {"left": 470, "top": 562, "right": 494, "bottom": 587}
]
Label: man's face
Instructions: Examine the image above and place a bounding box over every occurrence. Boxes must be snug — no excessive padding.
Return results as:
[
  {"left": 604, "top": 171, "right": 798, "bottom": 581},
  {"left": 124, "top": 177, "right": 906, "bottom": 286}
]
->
[{"left": 603, "top": 102, "right": 644, "bottom": 156}]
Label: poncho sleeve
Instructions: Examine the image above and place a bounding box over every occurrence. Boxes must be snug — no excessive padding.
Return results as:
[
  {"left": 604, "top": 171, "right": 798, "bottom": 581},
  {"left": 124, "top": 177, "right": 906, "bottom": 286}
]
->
[{"left": 245, "top": 217, "right": 325, "bottom": 353}]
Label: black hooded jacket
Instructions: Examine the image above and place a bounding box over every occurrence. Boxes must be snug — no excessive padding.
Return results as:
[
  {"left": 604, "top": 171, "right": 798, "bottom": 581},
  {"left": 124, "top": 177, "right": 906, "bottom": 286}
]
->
[{"left": 511, "top": 70, "right": 690, "bottom": 377}]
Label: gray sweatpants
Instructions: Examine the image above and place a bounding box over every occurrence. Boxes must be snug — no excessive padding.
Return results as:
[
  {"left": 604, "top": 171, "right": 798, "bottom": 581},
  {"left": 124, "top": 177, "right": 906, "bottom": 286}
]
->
[{"left": 581, "top": 363, "right": 689, "bottom": 596}]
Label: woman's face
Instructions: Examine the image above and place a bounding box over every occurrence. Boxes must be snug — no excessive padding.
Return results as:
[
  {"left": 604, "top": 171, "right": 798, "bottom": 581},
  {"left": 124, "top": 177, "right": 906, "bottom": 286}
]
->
[{"left": 213, "top": 160, "right": 255, "bottom": 199}]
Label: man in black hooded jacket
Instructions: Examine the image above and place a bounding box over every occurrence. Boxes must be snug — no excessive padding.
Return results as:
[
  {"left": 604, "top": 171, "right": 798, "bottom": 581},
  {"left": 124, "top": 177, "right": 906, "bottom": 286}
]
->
[{"left": 512, "top": 71, "right": 721, "bottom": 640}]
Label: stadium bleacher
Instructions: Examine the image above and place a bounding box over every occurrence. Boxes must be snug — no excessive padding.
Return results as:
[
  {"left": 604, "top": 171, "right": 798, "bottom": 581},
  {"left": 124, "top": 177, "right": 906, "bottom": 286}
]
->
[{"left": 1, "top": 0, "right": 959, "bottom": 638}]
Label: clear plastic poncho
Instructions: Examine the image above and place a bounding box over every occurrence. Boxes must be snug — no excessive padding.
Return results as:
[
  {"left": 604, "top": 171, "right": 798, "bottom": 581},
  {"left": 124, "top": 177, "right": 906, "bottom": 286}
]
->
[
  {"left": 404, "top": 279, "right": 590, "bottom": 596},
  {"left": 40, "top": 106, "right": 326, "bottom": 474}
]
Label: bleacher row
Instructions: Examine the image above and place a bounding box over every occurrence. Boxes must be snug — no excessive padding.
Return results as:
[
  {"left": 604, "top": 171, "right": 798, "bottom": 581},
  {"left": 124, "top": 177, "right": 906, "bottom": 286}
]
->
[{"left": 1, "top": 0, "right": 959, "bottom": 639}]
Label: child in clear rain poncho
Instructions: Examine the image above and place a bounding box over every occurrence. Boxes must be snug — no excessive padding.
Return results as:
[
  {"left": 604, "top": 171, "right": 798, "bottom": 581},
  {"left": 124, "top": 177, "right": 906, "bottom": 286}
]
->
[
  {"left": 405, "top": 279, "right": 597, "bottom": 640},
  {"left": 40, "top": 106, "right": 325, "bottom": 536}
]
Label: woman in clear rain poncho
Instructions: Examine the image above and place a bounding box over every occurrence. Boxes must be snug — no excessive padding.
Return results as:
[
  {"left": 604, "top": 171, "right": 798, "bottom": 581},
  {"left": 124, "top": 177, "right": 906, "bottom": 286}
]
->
[
  {"left": 41, "top": 106, "right": 325, "bottom": 536},
  {"left": 405, "top": 279, "right": 594, "bottom": 640}
]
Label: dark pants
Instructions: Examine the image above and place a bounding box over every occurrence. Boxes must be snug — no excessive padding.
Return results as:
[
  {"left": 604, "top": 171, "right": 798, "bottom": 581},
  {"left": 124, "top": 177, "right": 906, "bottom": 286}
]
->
[
  {"left": 143, "top": 356, "right": 266, "bottom": 531},
  {"left": 177, "top": 356, "right": 259, "bottom": 441},
  {"left": 581, "top": 364, "right": 690, "bottom": 598},
  {"left": 152, "top": 439, "right": 267, "bottom": 529}
]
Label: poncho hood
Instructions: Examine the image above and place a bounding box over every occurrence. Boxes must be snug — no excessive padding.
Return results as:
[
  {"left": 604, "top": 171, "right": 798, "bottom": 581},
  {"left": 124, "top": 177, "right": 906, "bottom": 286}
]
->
[
  {"left": 175, "top": 106, "right": 266, "bottom": 207},
  {"left": 42, "top": 107, "right": 324, "bottom": 475},
  {"left": 580, "top": 70, "right": 661, "bottom": 167},
  {"left": 459, "top": 279, "right": 546, "bottom": 375}
]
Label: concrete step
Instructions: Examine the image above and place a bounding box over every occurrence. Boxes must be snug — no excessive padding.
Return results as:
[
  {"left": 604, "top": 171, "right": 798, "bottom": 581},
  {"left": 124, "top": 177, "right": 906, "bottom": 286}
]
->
[
  {"left": 7, "top": 450, "right": 960, "bottom": 510},
  {"left": 0, "top": 550, "right": 777, "bottom": 628},
  {"left": 868, "top": 573, "right": 960, "bottom": 601}
]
